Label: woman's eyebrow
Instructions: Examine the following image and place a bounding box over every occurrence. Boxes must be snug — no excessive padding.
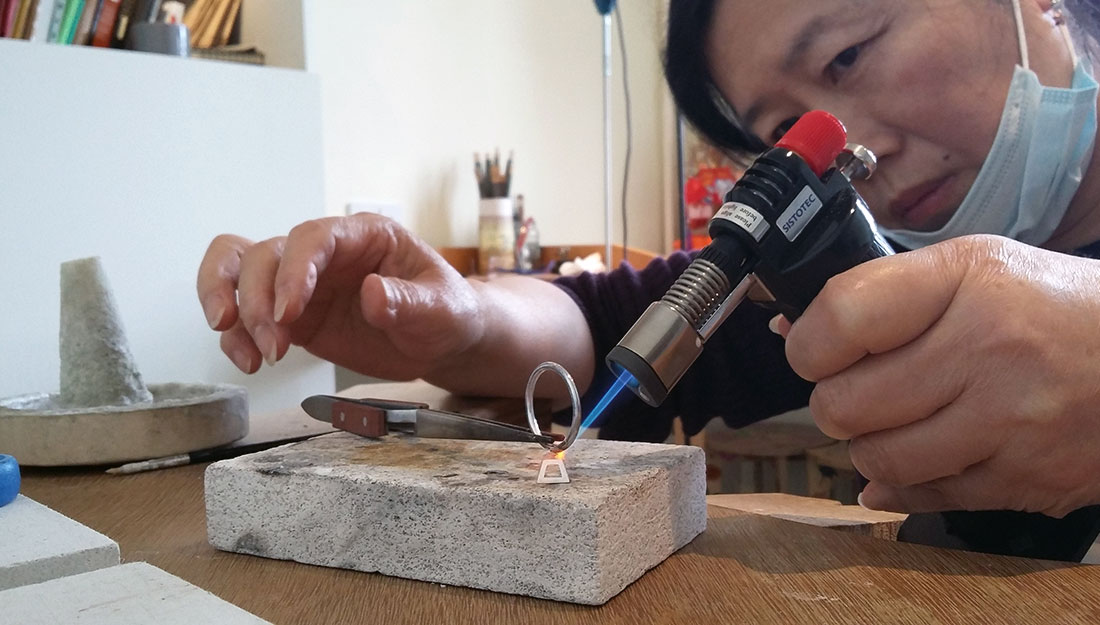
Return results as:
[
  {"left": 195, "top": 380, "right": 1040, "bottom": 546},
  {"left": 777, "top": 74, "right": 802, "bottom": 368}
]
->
[
  {"left": 738, "top": 7, "right": 863, "bottom": 133},
  {"left": 782, "top": 12, "right": 851, "bottom": 72}
]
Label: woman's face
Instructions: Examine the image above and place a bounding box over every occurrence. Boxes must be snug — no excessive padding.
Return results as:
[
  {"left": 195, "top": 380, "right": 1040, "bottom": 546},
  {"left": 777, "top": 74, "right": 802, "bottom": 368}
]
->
[{"left": 705, "top": 0, "right": 1072, "bottom": 231}]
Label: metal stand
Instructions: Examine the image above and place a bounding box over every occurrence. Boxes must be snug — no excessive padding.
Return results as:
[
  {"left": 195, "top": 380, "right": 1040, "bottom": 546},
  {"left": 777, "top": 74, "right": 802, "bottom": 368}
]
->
[{"left": 602, "top": 12, "right": 614, "bottom": 269}]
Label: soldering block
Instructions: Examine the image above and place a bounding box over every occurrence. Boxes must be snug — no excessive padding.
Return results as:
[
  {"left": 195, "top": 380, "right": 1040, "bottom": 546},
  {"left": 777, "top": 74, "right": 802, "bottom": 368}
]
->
[
  {"left": 0, "top": 495, "right": 120, "bottom": 590},
  {"left": 205, "top": 431, "right": 706, "bottom": 605}
]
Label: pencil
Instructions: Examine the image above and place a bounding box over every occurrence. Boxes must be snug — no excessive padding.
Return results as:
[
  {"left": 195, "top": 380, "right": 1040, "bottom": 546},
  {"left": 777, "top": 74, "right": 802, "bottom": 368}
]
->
[
  {"left": 106, "top": 453, "right": 190, "bottom": 474},
  {"left": 105, "top": 434, "right": 323, "bottom": 474}
]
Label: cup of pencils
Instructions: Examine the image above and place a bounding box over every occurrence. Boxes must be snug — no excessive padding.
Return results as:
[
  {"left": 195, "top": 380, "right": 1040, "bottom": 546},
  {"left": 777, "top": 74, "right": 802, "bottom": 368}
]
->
[{"left": 475, "top": 150, "right": 515, "bottom": 274}]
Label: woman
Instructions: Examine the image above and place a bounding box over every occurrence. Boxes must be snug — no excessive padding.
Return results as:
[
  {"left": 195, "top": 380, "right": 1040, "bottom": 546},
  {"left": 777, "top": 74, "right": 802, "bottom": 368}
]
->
[{"left": 197, "top": 0, "right": 1100, "bottom": 524}]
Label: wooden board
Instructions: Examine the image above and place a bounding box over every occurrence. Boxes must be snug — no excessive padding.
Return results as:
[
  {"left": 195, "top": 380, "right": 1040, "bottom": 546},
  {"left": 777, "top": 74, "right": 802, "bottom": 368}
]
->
[
  {"left": 708, "top": 493, "right": 907, "bottom": 540},
  {"left": 20, "top": 463, "right": 1100, "bottom": 624}
]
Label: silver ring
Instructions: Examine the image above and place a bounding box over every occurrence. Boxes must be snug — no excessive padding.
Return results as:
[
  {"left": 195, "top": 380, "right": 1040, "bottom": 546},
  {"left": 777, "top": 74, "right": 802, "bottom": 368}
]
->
[{"left": 525, "top": 362, "right": 582, "bottom": 453}]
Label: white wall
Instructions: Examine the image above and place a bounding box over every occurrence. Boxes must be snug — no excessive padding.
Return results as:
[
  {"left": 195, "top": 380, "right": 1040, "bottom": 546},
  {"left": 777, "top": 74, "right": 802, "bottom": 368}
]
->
[
  {"left": 0, "top": 39, "right": 334, "bottom": 416},
  {"left": 302, "top": 0, "right": 674, "bottom": 253}
]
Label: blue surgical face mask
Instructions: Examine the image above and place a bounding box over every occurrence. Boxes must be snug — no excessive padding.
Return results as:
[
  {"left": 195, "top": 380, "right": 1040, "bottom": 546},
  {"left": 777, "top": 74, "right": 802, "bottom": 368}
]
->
[{"left": 881, "top": 0, "right": 1099, "bottom": 249}]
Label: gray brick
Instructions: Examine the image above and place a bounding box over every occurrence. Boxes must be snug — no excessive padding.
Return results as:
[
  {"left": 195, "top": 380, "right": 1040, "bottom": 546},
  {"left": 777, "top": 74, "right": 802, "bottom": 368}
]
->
[{"left": 205, "top": 432, "right": 706, "bottom": 604}]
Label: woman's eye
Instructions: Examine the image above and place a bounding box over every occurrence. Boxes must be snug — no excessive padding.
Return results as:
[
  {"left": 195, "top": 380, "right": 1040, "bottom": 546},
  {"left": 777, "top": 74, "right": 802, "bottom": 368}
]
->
[
  {"left": 826, "top": 44, "right": 863, "bottom": 81},
  {"left": 772, "top": 117, "right": 800, "bottom": 143}
]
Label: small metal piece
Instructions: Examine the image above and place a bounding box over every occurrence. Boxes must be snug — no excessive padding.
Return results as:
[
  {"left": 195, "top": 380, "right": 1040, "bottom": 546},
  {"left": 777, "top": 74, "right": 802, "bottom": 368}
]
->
[
  {"left": 836, "top": 143, "right": 877, "bottom": 181},
  {"left": 746, "top": 274, "right": 777, "bottom": 304},
  {"left": 412, "top": 408, "right": 554, "bottom": 443},
  {"left": 525, "top": 361, "right": 582, "bottom": 453},
  {"left": 697, "top": 274, "right": 757, "bottom": 341},
  {"left": 536, "top": 456, "right": 570, "bottom": 484},
  {"left": 661, "top": 258, "right": 731, "bottom": 328}
]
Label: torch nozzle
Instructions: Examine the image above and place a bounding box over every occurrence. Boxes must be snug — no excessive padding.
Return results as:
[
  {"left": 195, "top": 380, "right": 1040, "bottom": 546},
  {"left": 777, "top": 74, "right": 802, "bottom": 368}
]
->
[{"left": 606, "top": 236, "right": 755, "bottom": 406}]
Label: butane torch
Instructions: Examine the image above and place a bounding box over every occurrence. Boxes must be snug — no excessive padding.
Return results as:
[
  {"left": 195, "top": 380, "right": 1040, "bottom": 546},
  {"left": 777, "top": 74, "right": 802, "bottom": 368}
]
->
[
  {"left": 604, "top": 109, "right": 1100, "bottom": 563},
  {"left": 607, "top": 110, "right": 891, "bottom": 407}
]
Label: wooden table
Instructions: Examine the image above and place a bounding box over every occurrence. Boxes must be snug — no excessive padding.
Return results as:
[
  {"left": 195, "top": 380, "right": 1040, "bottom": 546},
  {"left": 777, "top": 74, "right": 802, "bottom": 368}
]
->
[{"left": 21, "top": 463, "right": 1100, "bottom": 624}]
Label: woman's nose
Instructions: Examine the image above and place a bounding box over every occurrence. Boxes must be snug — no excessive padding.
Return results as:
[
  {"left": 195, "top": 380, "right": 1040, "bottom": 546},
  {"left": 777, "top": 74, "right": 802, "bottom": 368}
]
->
[{"left": 834, "top": 111, "right": 903, "bottom": 165}]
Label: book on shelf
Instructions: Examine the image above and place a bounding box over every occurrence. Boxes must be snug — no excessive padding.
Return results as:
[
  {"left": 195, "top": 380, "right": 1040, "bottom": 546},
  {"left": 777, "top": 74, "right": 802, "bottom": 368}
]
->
[
  {"left": 190, "top": 42, "right": 261, "bottom": 65},
  {"left": 2, "top": 0, "right": 262, "bottom": 67},
  {"left": 28, "top": 0, "right": 57, "bottom": 40},
  {"left": 72, "top": 0, "right": 98, "bottom": 45},
  {"left": 0, "top": 0, "right": 20, "bottom": 37},
  {"left": 109, "top": 0, "right": 133, "bottom": 47},
  {"left": 0, "top": 0, "right": 121, "bottom": 41},
  {"left": 45, "top": 0, "right": 65, "bottom": 41},
  {"left": 56, "top": 0, "right": 84, "bottom": 43},
  {"left": 88, "top": 0, "right": 116, "bottom": 46},
  {"left": 11, "top": 0, "right": 34, "bottom": 37},
  {"left": 183, "top": 0, "right": 237, "bottom": 49},
  {"left": 131, "top": 0, "right": 158, "bottom": 24}
]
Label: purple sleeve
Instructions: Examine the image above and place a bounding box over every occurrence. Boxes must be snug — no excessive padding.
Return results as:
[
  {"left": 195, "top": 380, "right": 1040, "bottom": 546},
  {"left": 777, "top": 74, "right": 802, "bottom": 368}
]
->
[{"left": 553, "top": 251, "right": 814, "bottom": 442}]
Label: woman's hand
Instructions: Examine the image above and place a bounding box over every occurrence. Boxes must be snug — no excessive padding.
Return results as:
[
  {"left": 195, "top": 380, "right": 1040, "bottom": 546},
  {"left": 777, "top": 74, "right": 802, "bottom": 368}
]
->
[
  {"left": 781, "top": 235, "right": 1100, "bottom": 518},
  {"left": 196, "top": 213, "right": 486, "bottom": 382}
]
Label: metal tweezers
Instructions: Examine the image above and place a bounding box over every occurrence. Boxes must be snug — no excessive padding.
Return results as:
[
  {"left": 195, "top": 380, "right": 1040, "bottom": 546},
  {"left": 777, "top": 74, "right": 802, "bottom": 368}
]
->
[{"left": 300, "top": 395, "right": 556, "bottom": 445}]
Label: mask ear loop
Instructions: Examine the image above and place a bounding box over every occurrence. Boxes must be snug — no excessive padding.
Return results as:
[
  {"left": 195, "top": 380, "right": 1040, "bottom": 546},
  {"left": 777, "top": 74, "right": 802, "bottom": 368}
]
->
[
  {"left": 1012, "top": 0, "right": 1031, "bottom": 69},
  {"left": 1012, "top": 0, "right": 1080, "bottom": 71},
  {"left": 1050, "top": 0, "right": 1080, "bottom": 66}
]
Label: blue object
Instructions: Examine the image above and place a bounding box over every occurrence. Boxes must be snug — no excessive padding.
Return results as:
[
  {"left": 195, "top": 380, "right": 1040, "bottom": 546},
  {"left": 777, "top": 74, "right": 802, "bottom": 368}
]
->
[
  {"left": 593, "top": 0, "right": 616, "bottom": 15},
  {"left": 0, "top": 454, "right": 20, "bottom": 507},
  {"left": 576, "top": 368, "right": 634, "bottom": 438}
]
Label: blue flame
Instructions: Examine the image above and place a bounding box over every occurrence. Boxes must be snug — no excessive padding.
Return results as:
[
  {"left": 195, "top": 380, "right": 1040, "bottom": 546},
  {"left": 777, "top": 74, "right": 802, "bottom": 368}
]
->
[{"left": 577, "top": 368, "right": 636, "bottom": 438}]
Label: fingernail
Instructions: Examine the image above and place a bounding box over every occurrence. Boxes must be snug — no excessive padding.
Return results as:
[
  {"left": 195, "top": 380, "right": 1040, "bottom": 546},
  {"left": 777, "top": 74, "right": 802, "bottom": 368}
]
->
[
  {"left": 231, "top": 348, "right": 254, "bottom": 373},
  {"left": 204, "top": 295, "right": 225, "bottom": 329},
  {"left": 379, "top": 277, "right": 397, "bottom": 311},
  {"left": 768, "top": 315, "right": 782, "bottom": 335},
  {"left": 273, "top": 291, "right": 288, "bottom": 323},
  {"left": 253, "top": 325, "right": 278, "bottom": 366},
  {"left": 857, "top": 492, "right": 869, "bottom": 510}
]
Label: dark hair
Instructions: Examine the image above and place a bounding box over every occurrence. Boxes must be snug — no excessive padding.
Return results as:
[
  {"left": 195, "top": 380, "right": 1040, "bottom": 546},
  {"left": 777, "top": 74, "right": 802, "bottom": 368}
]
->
[
  {"left": 1065, "top": 0, "right": 1100, "bottom": 62},
  {"left": 663, "top": 0, "right": 763, "bottom": 160},
  {"left": 664, "top": 0, "right": 1100, "bottom": 160}
]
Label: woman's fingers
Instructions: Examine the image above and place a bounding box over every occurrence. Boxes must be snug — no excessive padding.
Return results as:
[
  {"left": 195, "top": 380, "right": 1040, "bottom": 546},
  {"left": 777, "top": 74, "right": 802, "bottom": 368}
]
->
[
  {"left": 785, "top": 243, "right": 964, "bottom": 382},
  {"left": 236, "top": 236, "right": 288, "bottom": 365},
  {"left": 846, "top": 400, "right": 999, "bottom": 487},
  {"left": 272, "top": 218, "right": 341, "bottom": 325},
  {"left": 196, "top": 234, "right": 253, "bottom": 331},
  {"left": 360, "top": 273, "right": 441, "bottom": 331},
  {"left": 808, "top": 327, "right": 967, "bottom": 440},
  {"left": 273, "top": 214, "right": 421, "bottom": 326},
  {"left": 219, "top": 320, "right": 262, "bottom": 374},
  {"left": 859, "top": 462, "right": 1013, "bottom": 515}
]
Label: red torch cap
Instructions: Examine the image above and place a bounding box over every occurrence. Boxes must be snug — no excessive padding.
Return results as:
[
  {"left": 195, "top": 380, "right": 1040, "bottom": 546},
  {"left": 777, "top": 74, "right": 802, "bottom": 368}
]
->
[{"left": 774, "top": 110, "right": 848, "bottom": 177}]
